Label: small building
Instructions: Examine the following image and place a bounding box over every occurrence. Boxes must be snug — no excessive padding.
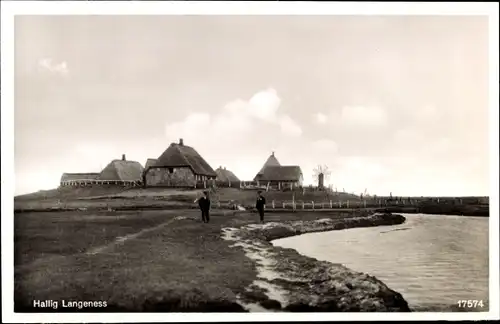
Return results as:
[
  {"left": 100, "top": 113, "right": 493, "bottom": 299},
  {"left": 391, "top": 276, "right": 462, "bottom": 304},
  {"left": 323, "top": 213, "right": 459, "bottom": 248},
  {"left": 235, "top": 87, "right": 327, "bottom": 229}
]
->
[
  {"left": 98, "top": 154, "right": 144, "bottom": 186},
  {"left": 60, "top": 173, "right": 100, "bottom": 187},
  {"left": 144, "top": 138, "right": 217, "bottom": 187},
  {"left": 144, "top": 158, "right": 158, "bottom": 170},
  {"left": 254, "top": 151, "right": 281, "bottom": 182},
  {"left": 257, "top": 165, "right": 304, "bottom": 190},
  {"left": 215, "top": 166, "right": 240, "bottom": 186}
]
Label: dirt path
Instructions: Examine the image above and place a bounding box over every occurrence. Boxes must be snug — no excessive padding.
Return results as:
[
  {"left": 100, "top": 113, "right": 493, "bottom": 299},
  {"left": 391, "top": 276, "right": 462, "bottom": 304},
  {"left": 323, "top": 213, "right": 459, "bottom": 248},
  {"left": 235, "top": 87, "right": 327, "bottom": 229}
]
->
[{"left": 85, "top": 216, "right": 190, "bottom": 255}]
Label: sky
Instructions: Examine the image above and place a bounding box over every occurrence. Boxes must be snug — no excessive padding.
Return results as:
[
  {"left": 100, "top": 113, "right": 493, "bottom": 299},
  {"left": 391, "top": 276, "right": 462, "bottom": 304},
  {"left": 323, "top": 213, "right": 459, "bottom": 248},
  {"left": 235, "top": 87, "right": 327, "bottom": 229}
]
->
[{"left": 14, "top": 15, "right": 490, "bottom": 197}]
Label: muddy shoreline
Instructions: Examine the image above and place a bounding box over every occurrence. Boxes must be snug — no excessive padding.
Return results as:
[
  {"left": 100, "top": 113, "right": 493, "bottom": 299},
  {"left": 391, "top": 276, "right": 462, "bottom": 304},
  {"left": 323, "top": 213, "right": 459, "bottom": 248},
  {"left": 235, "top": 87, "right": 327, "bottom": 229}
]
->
[{"left": 222, "top": 212, "right": 411, "bottom": 312}]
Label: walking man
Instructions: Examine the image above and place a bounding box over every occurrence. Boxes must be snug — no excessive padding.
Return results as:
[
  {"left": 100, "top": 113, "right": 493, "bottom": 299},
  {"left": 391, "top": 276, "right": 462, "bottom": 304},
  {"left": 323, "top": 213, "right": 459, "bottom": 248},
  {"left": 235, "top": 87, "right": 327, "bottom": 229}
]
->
[
  {"left": 256, "top": 190, "right": 266, "bottom": 223},
  {"left": 197, "top": 191, "right": 211, "bottom": 223}
]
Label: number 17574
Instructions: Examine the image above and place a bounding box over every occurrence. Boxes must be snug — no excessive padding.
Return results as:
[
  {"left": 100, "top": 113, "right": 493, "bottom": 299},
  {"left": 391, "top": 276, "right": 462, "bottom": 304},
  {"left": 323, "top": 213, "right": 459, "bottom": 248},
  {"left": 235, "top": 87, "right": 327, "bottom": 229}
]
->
[{"left": 457, "top": 300, "right": 484, "bottom": 308}]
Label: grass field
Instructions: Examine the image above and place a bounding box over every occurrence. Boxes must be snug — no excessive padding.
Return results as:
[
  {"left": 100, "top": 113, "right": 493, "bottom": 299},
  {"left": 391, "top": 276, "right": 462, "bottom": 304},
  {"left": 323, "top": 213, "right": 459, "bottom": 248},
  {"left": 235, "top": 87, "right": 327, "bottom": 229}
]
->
[
  {"left": 14, "top": 186, "right": 489, "bottom": 217},
  {"left": 13, "top": 187, "right": 361, "bottom": 212},
  {"left": 14, "top": 208, "right": 408, "bottom": 312},
  {"left": 15, "top": 209, "right": 256, "bottom": 312}
]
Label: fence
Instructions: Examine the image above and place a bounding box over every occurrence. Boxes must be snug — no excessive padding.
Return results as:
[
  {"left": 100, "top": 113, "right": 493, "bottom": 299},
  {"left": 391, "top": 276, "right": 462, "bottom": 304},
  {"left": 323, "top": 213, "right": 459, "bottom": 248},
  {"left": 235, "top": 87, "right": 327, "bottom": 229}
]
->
[
  {"left": 265, "top": 198, "right": 426, "bottom": 211},
  {"left": 60, "top": 180, "right": 142, "bottom": 187}
]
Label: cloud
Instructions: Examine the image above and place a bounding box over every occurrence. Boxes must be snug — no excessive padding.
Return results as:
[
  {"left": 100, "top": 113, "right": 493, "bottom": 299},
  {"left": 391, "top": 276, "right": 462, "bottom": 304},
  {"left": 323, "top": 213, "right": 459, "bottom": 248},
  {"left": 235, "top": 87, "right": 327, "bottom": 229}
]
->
[
  {"left": 314, "top": 112, "right": 328, "bottom": 124},
  {"left": 247, "top": 88, "right": 281, "bottom": 122},
  {"left": 38, "top": 58, "right": 69, "bottom": 76},
  {"left": 165, "top": 88, "right": 302, "bottom": 144}
]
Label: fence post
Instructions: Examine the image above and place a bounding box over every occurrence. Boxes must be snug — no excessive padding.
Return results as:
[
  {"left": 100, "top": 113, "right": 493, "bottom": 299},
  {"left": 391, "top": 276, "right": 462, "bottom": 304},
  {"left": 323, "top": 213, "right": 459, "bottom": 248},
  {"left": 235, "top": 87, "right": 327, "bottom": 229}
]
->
[
  {"left": 312, "top": 201, "right": 315, "bottom": 210},
  {"left": 272, "top": 200, "right": 275, "bottom": 209},
  {"left": 283, "top": 202, "right": 285, "bottom": 209},
  {"left": 322, "top": 202, "right": 325, "bottom": 209},
  {"left": 364, "top": 200, "right": 367, "bottom": 208},
  {"left": 347, "top": 200, "right": 349, "bottom": 208},
  {"left": 339, "top": 200, "right": 342, "bottom": 208},
  {"left": 302, "top": 202, "right": 305, "bottom": 209},
  {"left": 218, "top": 201, "right": 221, "bottom": 208},
  {"left": 330, "top": 200, "right": 333, "bottom": 208}
]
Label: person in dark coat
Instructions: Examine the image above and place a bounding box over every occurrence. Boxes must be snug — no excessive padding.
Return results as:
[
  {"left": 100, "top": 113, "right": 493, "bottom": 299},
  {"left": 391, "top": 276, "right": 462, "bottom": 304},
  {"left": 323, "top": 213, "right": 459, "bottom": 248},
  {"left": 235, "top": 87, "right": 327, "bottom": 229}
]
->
[
  {"left": 197, "top": 191, "right": 211, "bottom": 223},
  {"left": 256, "top": 191, "right": 266, "bottom": 223}
]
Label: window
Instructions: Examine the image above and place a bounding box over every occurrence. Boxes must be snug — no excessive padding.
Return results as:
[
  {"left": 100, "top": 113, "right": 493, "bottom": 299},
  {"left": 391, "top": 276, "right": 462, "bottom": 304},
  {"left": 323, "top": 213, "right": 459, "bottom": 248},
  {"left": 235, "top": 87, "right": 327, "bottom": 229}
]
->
[{"left": 168, "top": 168, "right": 174, "bottom": 174}]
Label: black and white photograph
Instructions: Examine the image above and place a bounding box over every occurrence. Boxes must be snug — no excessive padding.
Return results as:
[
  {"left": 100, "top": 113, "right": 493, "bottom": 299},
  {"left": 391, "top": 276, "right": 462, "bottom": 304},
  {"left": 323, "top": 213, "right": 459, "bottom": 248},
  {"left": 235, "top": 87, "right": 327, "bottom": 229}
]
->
[{"left": 1, "top": 1, "right": 499, "bottom": 322}]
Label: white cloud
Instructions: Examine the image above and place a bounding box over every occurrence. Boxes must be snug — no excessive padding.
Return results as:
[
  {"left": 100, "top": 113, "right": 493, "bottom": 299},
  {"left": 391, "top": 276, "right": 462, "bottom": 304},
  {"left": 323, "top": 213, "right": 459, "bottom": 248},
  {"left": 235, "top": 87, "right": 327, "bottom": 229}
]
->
[
  {"left": 339, "top": 105, "right": 388, "bottom": 127},
  {"left": 247, "top": 88, "right": 281, "bottom": 122},
  {"left": 314, "top": 112, "right": 328, "bottom": 124},
  {"left": 165, "top": 88, "right": 303, "bottom": 147},
  {"left": 38, "top": 58, "right": 69, "bottom": 76},
  {"left": 278, "top": 114, "right": 302, "bottom": 137}
]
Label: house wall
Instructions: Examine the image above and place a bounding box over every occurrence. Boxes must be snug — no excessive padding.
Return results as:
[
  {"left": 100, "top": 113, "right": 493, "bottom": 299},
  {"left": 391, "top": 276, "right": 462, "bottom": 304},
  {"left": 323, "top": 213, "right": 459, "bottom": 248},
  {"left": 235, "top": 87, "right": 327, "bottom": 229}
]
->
[
  {"left": 257, "top": 180, "right": 302, "bottom": 189},
  {"left": 194, "top": 174, "right": 215, "bottom": 181},
  {"left": 145, "top": 167, "right": 196, "bottom": 187}
]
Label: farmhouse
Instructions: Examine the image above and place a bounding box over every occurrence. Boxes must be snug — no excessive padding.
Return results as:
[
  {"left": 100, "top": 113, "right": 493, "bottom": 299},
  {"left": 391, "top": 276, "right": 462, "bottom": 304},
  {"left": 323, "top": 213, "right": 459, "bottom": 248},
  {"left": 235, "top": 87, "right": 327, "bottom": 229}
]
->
[
  {"left": 60, "top": 173, "right": 100, "bottom": 187},
  {"left": 215, "top": 166, "right": 240, "bottom": 185},
  {"left": 59, "top": 154, "right": 143, "bottom": 187},
  {"left": 254, "top": 152, "right": 303, "bottom": 189},
  {"left": 144, "top": 158, "right": 158, "bottom": 169},
  {"left": 258, "top": 165, "right": 303, "bottom": 190},
  {"left": 144, "top": 138, "right": 217, "bottom": 187},
  {"left": 254, "top": 151, "right": 281, "bottom": 181},
  {"left": 97, "top": 154, "right": 144, "bottom": 186}
]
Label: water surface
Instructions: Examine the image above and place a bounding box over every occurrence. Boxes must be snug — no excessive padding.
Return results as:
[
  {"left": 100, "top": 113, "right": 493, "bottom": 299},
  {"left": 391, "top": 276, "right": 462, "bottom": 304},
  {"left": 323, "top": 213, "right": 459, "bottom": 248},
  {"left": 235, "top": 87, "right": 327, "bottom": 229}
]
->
[{"left": 273, "top": 214, "right": 489, "bottom": 311}]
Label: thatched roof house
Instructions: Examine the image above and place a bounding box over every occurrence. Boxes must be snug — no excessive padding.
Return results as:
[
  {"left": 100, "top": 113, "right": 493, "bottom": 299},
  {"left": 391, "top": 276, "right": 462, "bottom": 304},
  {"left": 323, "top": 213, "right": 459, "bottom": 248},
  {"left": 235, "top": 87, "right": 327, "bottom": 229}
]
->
[
  {"left": 98, "top": 154, "right": 144, "bottom": 182},
  {"left": 259, "top": 166, "right": 303, "bottom": 183},
  {"left": 154, "top": 139, "right": 216, "bottom": 177},
  {"left": 144, "top": 139, "right": 216, "bottom": 187},
  {"left": 145, "top": 158, "right": 157, "bottom": 169},
  {"left": 60, "top": 173, "right": 100, "bottom": 186},
  {"left": 254, "top": 152, "right": 280, "bottom": 181},
  {"left": 253, "top": 151, "right": 303, "bottom": 189},
  {"left": 215, "top": 166, "right": 240, "bottom": 183}
]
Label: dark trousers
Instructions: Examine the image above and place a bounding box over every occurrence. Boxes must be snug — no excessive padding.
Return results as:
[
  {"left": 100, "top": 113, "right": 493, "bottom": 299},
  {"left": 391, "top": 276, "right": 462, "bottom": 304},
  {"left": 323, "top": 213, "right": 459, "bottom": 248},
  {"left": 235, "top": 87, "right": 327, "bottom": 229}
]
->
[
  {"left": 201, "top": 209, "right": 210, "bottom": 223},
  {"left": 258, "top": 208, "right": 264, "bottom": 222}
]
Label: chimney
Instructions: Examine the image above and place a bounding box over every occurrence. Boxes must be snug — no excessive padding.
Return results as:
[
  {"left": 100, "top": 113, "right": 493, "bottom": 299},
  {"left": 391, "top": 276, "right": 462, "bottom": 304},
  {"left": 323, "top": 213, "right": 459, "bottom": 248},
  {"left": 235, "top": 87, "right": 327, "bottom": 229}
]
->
[
  {"left": 122, "top": 154, "right": 126, "bottom": 161},
  {"left": 179, "top": 138, "right": 184, "bottom": 146},
  {"left": 271, "top": 151, "right": 275, "bottom": 156}
]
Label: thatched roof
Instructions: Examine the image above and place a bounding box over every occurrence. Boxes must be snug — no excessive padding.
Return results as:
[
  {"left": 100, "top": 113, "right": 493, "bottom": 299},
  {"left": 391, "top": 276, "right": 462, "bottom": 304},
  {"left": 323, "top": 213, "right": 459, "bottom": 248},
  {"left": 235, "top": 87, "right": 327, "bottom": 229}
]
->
[
  {"left": 145, "top": 158, "right": 157, "bottom": 169},
  {"left": 61, "top": 173, "right": 100, "bottom": 182},
  {"left": 257, "top": 152, "right": 281, "bottom": 176},
  {"left": 98, "top": 159, "right": 144, "bottom": 181},
  {"left": 154, "top": 140, "right": 216, "bottom": 177},
  {"left": 258, "top": 166, "right": 303, "bottom": 182},
  {"left": 215, "top": 166, "right": 240, "bottom": 183}
]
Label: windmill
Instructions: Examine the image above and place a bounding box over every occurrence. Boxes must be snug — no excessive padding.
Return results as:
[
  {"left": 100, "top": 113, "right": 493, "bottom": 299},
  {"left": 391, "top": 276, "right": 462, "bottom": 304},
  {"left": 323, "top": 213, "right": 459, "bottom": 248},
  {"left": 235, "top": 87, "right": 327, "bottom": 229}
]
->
[{"left": 312, "top": 165, "right": 331, "bottom": 190}]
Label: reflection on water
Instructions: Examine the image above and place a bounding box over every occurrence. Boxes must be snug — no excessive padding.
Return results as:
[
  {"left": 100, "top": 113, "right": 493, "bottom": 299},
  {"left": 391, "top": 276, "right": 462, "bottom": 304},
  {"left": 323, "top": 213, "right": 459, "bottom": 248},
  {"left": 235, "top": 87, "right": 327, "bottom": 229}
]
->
[{"left": 273, "top": 214, "right": 489, "bottom": 311}]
